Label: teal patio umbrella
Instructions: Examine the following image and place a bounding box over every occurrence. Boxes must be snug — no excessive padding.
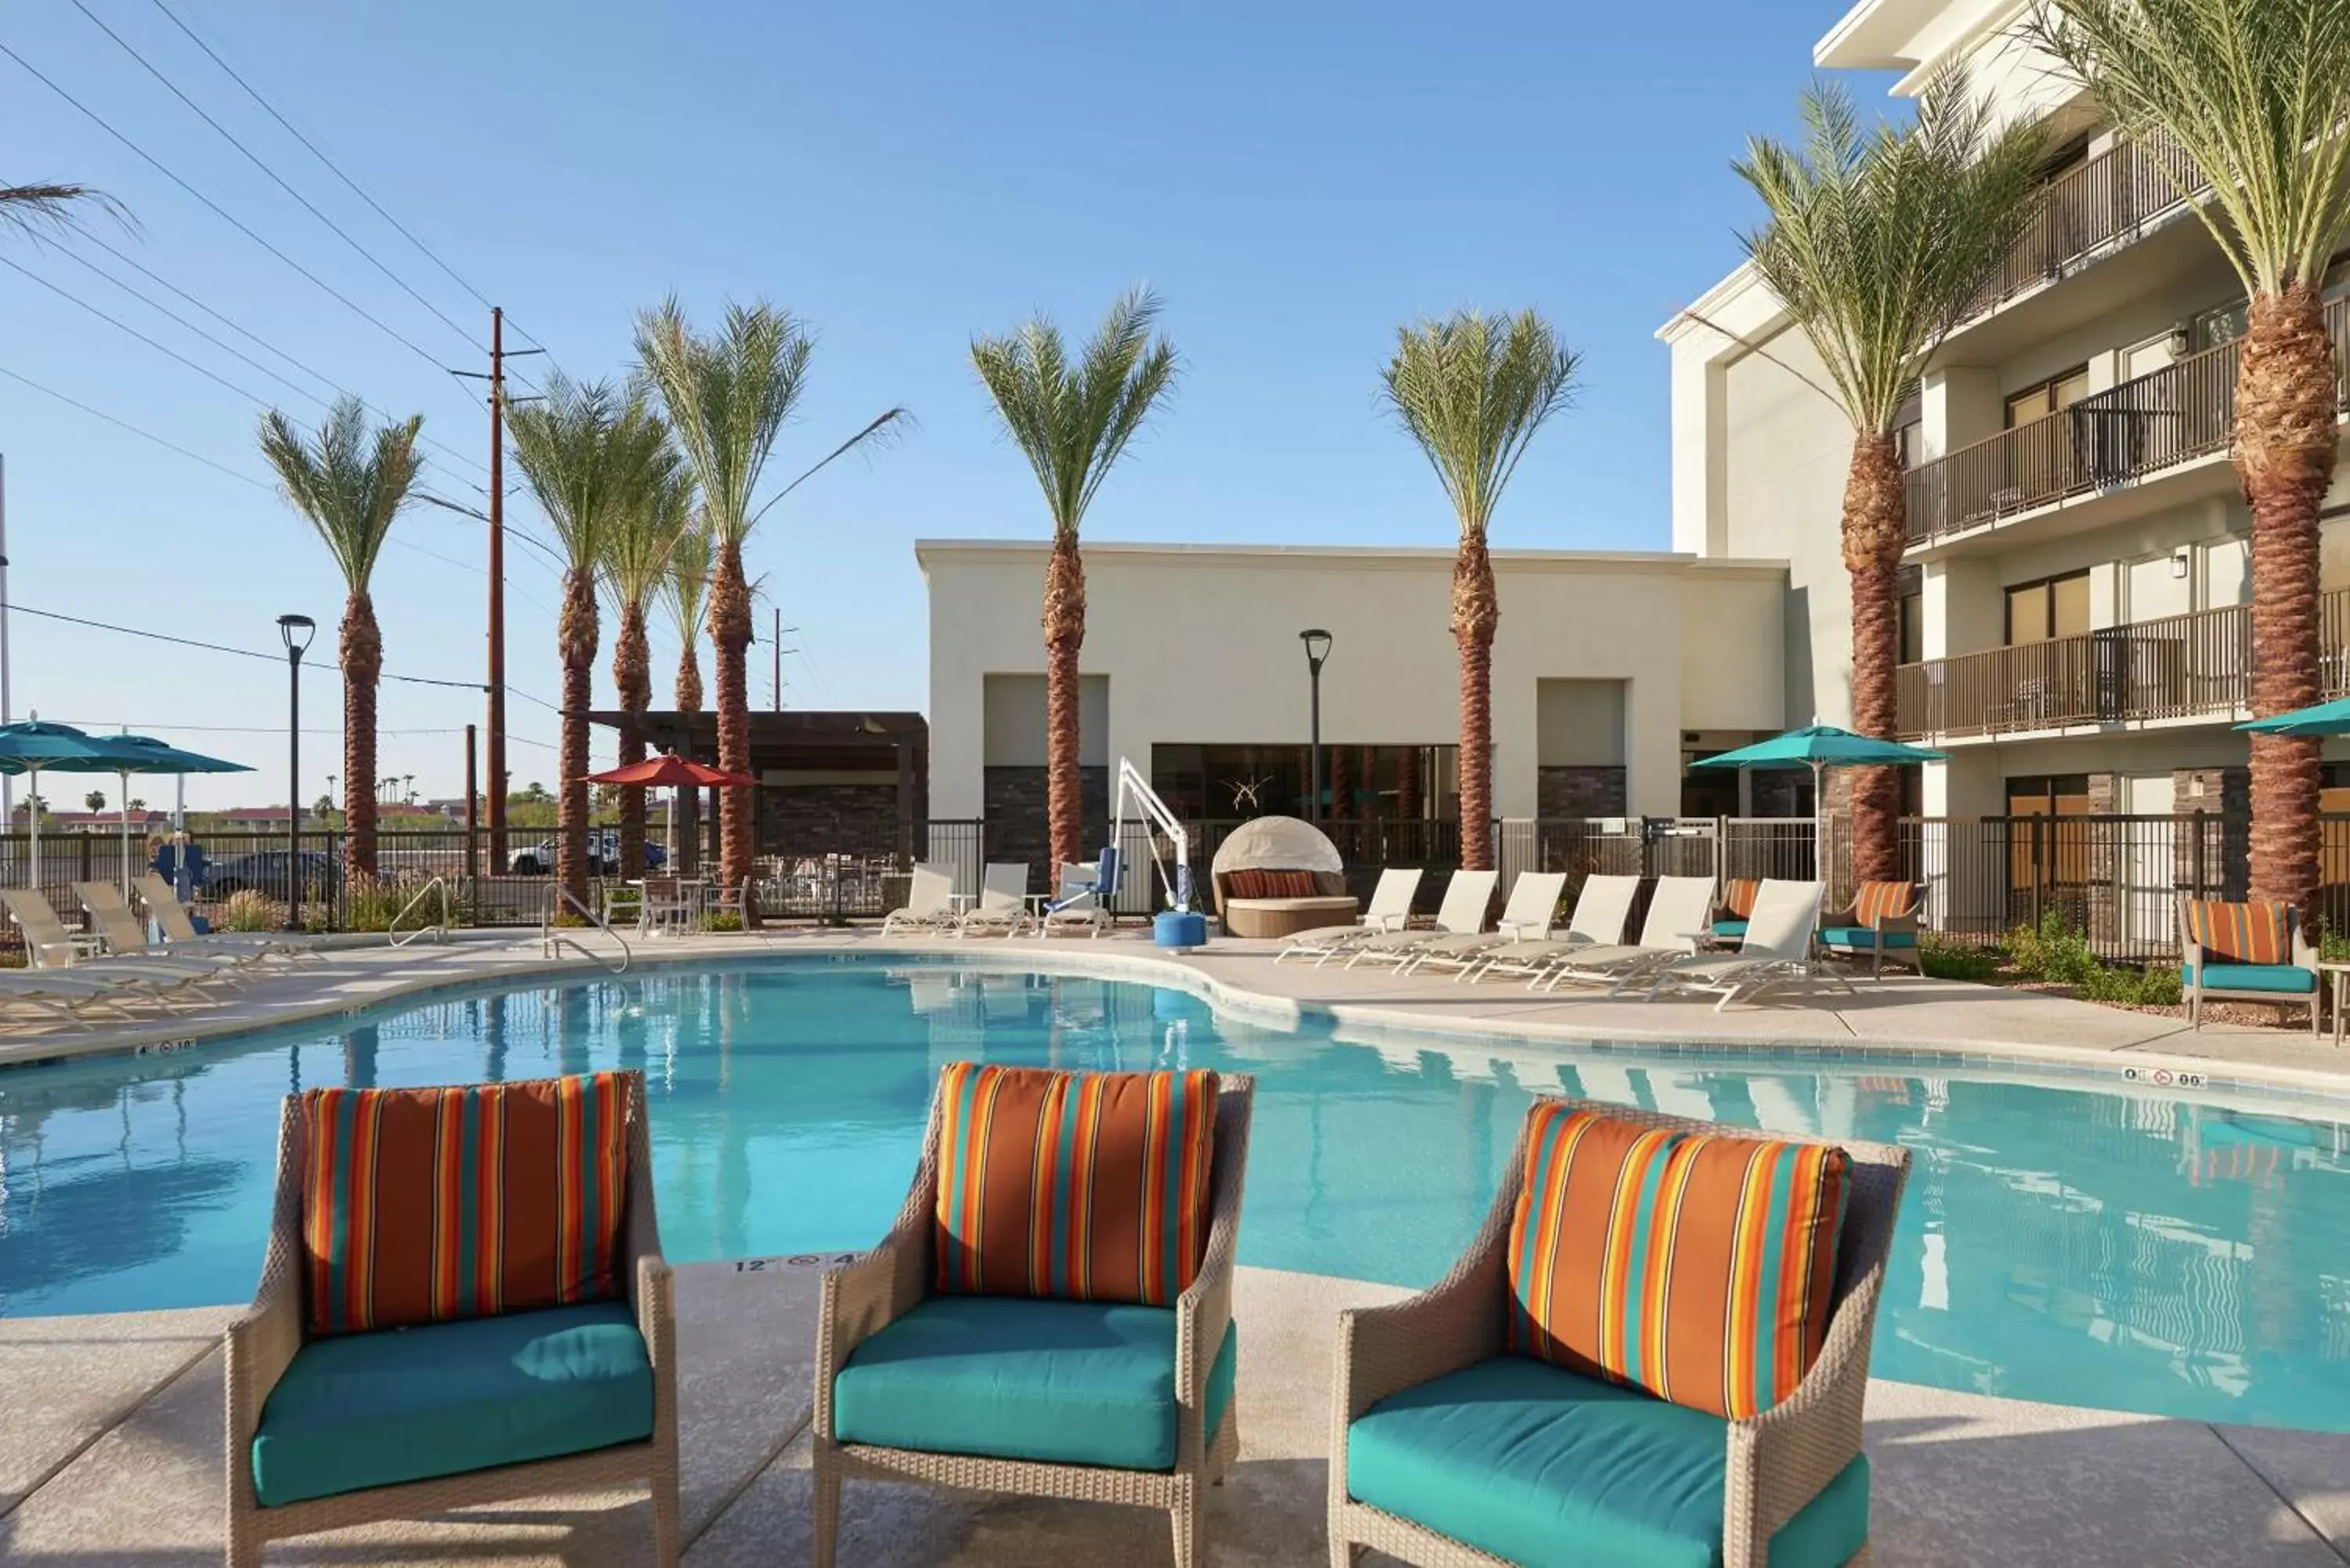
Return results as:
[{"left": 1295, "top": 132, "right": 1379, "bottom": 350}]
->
[
  {"left": 0, "top": 720, "right": 155, "bottom": 894},
  {"left": 102, "top": 735, "right": 253, "bottom": 896},
  {"left": 1691, "top": 724, "right": 1949, "bottom": 877},
  {"left": 2237, "top": 698, "right": 2350, "bottom": 737}
]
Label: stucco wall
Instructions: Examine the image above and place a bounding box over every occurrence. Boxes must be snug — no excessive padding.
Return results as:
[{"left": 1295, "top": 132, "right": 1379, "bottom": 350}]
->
[{"left": 923, "top": 544, "right": 1787, "bottom": 822}]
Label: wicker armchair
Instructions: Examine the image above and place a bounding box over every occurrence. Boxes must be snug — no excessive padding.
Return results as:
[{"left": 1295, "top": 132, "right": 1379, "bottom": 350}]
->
[
  {"left": 813, "top": 1072, "right": 1256, "bottom": 1568},
  {"left": 1329, "top": 1099, "right": 1910, "bottom": 1568},
  {"left": 223, "top": 1073, "right": 680, "bottom": 1567}
]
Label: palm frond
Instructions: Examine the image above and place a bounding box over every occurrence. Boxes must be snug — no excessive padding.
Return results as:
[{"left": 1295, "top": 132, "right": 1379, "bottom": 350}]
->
[
  {"left": 1379, "top": 308, "right": 1580, "bottom": 540},
  {"left": 2027, "top": 0, "right": 2350, "bottom": 296},
  {"left": 748, "top": 406, "right": 917, "bottom": 526},
  {"left": 661, "top": 511, "right": 714, "bottom": 645},
  {"left": 631, "top": 297, "right": 810, "bottom": 547},
  {"left": 1733, "top": 63, "right": 2048, "bottom": 433},
  {"left": 256, "top": 394, "right": 424, "bottom": 592},
  {"left": 504, "top": 374, "right": 674, "bottom": 572},
  {"left": 971, "top": 286, "right": 1180, "bottom": 538},
  {"left": 0, "top": 181, "right": 125, "bottom": 243},
  {"left": 598, "top": 412, "right": 697, "bottom": 614}
]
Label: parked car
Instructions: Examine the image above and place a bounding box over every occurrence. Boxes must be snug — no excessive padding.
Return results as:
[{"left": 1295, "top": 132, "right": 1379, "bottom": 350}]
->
[
  {"left": 508, "top": 833, "right": 667, "bottom": 875},
  {"left": 202, "top": 850, "right": 343, "bottom": 901}
]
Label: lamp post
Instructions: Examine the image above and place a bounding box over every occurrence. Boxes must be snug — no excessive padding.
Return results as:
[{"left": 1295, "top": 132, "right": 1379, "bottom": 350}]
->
[
  {"left": 1300, "top": 629, "right": 1332, "bottom": 822},
  {"left": 277, "top": 614, "right": 316, "bottom": 930}
]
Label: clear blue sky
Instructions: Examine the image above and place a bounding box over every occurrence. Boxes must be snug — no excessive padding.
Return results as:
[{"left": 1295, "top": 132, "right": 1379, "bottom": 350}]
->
[{"left": 0, "top": 0, "right": 1892, "bottom": 810}]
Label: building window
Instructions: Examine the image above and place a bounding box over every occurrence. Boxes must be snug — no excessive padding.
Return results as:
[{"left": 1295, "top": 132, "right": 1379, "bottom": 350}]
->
[
  {"left": 2004, "top": 366, "right": 2092, "bottom": 429},
  {"left": 1899, "top": 591, "right": 1925, "bottom": 665},
  {"left": 2005, "top": 569, "right": 2091, "bottom": 645}
]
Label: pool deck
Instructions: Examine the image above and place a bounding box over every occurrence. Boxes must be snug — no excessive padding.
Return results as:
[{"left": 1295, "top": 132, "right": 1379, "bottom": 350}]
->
[
  {"left": 9, "top": 927, "right": 2350, "bottom": 1564},
  {"left": 5, "top": 1262, "right": 2347, "bottom": 1566}
]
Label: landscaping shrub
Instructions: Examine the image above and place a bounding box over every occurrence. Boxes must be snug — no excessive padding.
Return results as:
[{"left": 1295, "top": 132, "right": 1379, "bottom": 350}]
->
[
  {"left": 2005, "top": 909, "right": 2099, "bottom": 987},
  {"left": 2078, "top": 962, "right": 2182, "bottom": 1008},
  {"left": 1918, "top": 935, "right": 2001, "bottom": 983},
  {"left": 696, "top": 911, "right": 744, "bottom": 934},
  {"left": 220, "top": 890, "right": 286, "bottom": 931}
]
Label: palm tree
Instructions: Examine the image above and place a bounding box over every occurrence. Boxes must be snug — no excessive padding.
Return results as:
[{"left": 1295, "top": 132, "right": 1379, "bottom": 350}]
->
[
  {"left": 971, "top": 288, "right": 1178, "bottom": 880},
  {"left": 1380, "top": 309, "right": 1579, "bottom": 870},
  {"left": 1730, "top": 67, "right": 2045, "bottom": 883},
  {"left": 2027, "top": 0, "right": 2350, "bottom": 912},
  {"left": 601, "top": 435, "right": 696, "bottom": 878},
  {"left": 84, "top": 789, "right": 105, "bottom": 815},
  {"left": 258, "top": 395, "right": 423, "bottom": 879},
  {"left": 634, "top": 299, "right": 909, "bottom": 919},
  {"left": 664, "top": 514, "right": 713, "bottom": 714},
  {"left": 504, "top": 375, "right": 675, "bottom": 910}
]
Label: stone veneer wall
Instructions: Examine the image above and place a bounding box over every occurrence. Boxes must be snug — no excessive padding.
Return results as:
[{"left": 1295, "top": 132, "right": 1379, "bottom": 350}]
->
[
  {"left": 982, "top": 765, "right": 1108, "bottom": 893},
  {"left": 1537, "top": 765, "right": 1628, "bottom": 818},
  {"left": 756, "top": 784, "right": 902, "bottom": 855}
]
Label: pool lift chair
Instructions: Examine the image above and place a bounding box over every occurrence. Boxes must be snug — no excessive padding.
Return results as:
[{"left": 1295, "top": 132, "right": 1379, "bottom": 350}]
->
[{"left": 1111, "top": 757, "right": 1203, "bottom": 949}]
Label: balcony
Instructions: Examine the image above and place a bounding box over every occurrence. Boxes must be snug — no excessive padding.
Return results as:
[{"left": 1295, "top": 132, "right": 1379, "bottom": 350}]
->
[
  {"left": 1896, "top": 591, "right": 2350, "bottom": 742},
  {"left": 1904, "top": 296, "right": 2350, "bottom": 548},
  {"left": 1963, "top": 129, "right": 2204, "bottom": 322}
]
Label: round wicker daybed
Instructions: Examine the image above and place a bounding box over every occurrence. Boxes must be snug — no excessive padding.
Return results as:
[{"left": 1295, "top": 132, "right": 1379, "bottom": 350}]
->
[{"left": 1209, "top": 815, "right": 1358, "bottom": 939}]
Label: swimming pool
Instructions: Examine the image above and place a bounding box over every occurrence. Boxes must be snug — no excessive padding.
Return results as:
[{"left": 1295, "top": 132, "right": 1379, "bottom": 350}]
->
[{"left": 3, "top": 957, "right": 2346, "bottom": 1431}]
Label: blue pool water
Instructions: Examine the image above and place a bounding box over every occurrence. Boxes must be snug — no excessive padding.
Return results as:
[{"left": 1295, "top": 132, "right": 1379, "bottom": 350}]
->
[{"left": 3, "top": 958, "right": 2348, "bottom": 1431}]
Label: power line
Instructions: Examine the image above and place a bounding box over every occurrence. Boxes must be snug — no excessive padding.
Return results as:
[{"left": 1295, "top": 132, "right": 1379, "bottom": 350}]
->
[
  {"left": 147, "top": 0, "right": 497, "bottom": 315},
  {"left": 0, "top": 251, "right": 277, "bottom": 407},
  {"left": 0, "top": 39, "right": 458, "bottom": 378},
  {"left": 0, "top": 363, "right": 270, "bottom": 491},
  {"left": 70, "top": 0, "right": 479, "bottom": 353}
]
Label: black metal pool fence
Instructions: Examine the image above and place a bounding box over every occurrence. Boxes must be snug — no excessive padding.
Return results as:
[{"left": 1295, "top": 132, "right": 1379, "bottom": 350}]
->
[{"left": 0, "top": 811, "right": 2327, "bottom": 963}]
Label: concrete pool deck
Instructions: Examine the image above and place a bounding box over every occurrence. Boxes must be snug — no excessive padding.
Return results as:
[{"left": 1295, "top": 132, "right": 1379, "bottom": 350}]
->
[{"left": 4, "top": 1263, "right": 2347, "bottom": 1566}]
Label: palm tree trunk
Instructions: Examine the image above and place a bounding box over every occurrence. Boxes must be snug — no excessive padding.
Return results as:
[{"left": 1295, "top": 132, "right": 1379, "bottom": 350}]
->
[
  {"left": 675, "top": 645, "right": 703, "bottom": 714},
  {"left": 557, "top": 569, "right": 599, "bottom": 912},
  {"left": 672, "top": 644, "right": 702, "bottom": 874},
  {"left": 1452, "top": 534, "right": 1498, "bottom": 872},
  {"left": 613, "top": 604, "right": 651, "bottom": 878},
  {"left": 710, "top": 540, "right": 759, "bottom": 923},
  {"left": 1842, "top": 432, "right": 1906, "bottom": 886},
  {"left": 341, "top": 591, "right": 381, "bottom": 882},
  {"left": 2241, "top": 282, "right": 2339, "bottom": 917},
  {"left": 1043, "top": 534, "right": 1087, "bottom": 885}
]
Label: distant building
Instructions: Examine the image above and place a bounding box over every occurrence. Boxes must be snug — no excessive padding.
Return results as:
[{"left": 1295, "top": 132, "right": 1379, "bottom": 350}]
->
[{"left": 27, "top": 809, "right": 171, "bottom": 835}]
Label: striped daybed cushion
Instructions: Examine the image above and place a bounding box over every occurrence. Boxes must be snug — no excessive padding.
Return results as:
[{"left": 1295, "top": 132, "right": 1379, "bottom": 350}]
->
[
  {"left": 934, "top": 1062, "right": 1218, "bottom": 1306},
  {"left": 1505, "top": 1103, "right": 1849, "bottom": 1420},
  {"left": 298, "top": 1071, "right": 631, "bottom": 1337},
  {"left": 2185, "top": 898, "right": 2291, "bottom": 965}
]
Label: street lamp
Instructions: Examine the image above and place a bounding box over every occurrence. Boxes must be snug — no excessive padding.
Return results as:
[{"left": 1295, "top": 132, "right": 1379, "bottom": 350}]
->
[
  {"left": 277, "top": 614, "right": 316, "bottom": 930},
  {"left": 1300, "top": 629, "right": 1332, "bottom": 821}
]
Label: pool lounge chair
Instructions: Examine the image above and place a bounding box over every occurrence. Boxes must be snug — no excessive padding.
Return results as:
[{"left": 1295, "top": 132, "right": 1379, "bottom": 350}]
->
[
  {"left": 133, "top": 873, "right": 329, "bottom": 962},
  {"left": 879, "top": 862, "right": 958, "bottom": 936},
  {"left": 1343, "top": 869, "right": 1499, "bottom": 969},
  {"left": 1643, "top": 879, "right": 1848, "bottom": 1012},
  {"left": 2, "top": 887, "right": 239, "bottom": 994},
  {"left": 1397, "top": 872, "right": 1571, "bottom": 977},
  {"left": 1450, "top": 873, "right": 1641, "bottom": 983},
  {"left": 1274, "top": 868, "right": 1423, "bottom": 965},
  {"left": 955, "top": 862, "right": 1034, "bottom": 938},
  {"left": 1329, "top": 1097, "right": 1910, "bottom": 1568},
  {"left": 0, "top": 967, "right": 198, "bottom": 1027},
  {"left": 81, "top": 880, "right": 286, "bottom": 971},
  {"left": 1489, "top": 874, "right": 1714, "bottom": 991}
]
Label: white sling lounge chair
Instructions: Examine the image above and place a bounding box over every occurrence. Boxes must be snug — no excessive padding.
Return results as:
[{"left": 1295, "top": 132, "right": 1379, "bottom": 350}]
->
[
  {"left": 1275, "top": 868, "right": 1423, "bottom": 965},
  {"left": 1399, "top": 872, "right": 1571, "bottom": 976},
  {"left": 74, "top": 883, "right": 263, "bottom": 984},
  {"left": 1502, "top": 875, "right": 1717, "bottom": 992},
  {"left": 1448, "top": 874, "right": 1640, "bottom": 983},
  {"left": 1344, "top": 869, "right": 1499, "bottom": 969},
  {"left": 1641, "top": 879, "right": 1850, "bottom": 1012},
  {"left": 880, "top": 863, "right": 959, "bottom": 936},
  {"left": 133, "top": 873, "right": 328, "bottom": 962},
  {"left": 3, "top": 887, "right": 238, "bottom": 993},
  {"left": 0, "top": 966, "right": 202, "bottom": 1025},
  {"left": 954, "top": 862, "right": 1035, "bottom": 938}
]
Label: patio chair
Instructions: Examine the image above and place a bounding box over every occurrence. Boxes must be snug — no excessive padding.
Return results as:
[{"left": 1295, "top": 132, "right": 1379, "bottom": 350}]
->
[
  {"left": 880, "top": 862, "right": 959, "bottom": 936},
  {"left": 2179, "top": 895, "right": 2319, "bottom": 1035},
  {"left": 1040, "top": 849, "right": 1119, "bottom": 938},
  {"left": 954, "top": 862, "right": 1034, "bottom": 938},
  {"left": 1329, "top": 1097, "right": 1909, "bottom": 1568},
  {"left": 813, "top": 1064, "right": 1254, "bottom": 1568},
  {"left": 1492, "top": 874, "right": 1715, "bottom": 992},
  {"left": 77, "top": 880, "right": 274, "bottom": 974},
  {"left": 1274, "top": 868, "right": 1423, "bottom": 965},
  {"left": 224, "top": 1070, "right": 680, "bottom": 1567},
  {"left": 1449, "top": 873, "right": 1640, "bottom": 983},
  {"left": 1398, "top": 872, "right": 1571, "bottom": 976},
  {"left": 134, "top": 873, "right": 328, "bottom": 963},
  {"left": 635, "top": 876, "right": 699, "bottom": 938},
  {"left": 1818, "top": 880, "right": 1927, "bottom": 979},
  {"left": 1643, "top": 879, "right": 1850, "bottom": 1012},
  {"left": 2, "top": 887, "right": 238, "bottom": 995},
  {"left": 1709, "top": 876, "right": 1762, "bottom": 944},
  {"left": 0, "top": 967, "right": 199, "bottom": 1026},
  {"left": 1343, "top": 869, "right": 1499, "bottom": 969}
]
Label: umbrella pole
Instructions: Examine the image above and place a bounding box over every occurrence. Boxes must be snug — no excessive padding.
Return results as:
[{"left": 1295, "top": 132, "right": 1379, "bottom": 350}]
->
[
  {"left": 1813, "top": 759, "right": 1827, "bottom": 891},
  {"left": 120, "top": 767, "right": 132, "bottom": 897},
  {"left": 27, "top": 764, "right": 37, "bottom": 894}
]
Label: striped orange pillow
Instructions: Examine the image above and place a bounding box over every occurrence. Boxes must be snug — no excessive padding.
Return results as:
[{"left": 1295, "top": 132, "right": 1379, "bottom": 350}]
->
[
  {"left": 1853, "top": 880, "right": 1917, "bottom": 927},
  {"left": 1506, "top": 1104, "right": 1849, "bottom": 1420},
  {"left": 1225, "top": 869, "right": 1270, "bottom": 899},
  {"left": 1721, "top": 878, "right": 1762, "bottom": 919},
  {"left": 298, "top": 1071, "right": 631, "bottom": 1338},
  {"left": 934, "top": 1063, "right": 1217, "bottom": 1306},
  {"left": 2187, "top": 899, "right": 2290, "bottom": 964}
]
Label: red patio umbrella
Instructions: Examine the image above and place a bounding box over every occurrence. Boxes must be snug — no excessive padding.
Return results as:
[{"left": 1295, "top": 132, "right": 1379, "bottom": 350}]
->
[{"left": 586, "top": 753, "right": 756, "bottom": 871}]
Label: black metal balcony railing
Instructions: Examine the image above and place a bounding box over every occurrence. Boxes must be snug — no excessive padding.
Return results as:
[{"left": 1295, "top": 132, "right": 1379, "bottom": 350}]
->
[
  {"left": 1896, "top": 588, "right": 2350, "bottom": 741},
  {"left": 1965, "top": 128, "right": 2205, "bottom": 320},
  {"left": 1903, "top": 295, "right": 2350, "bottom": 546}
]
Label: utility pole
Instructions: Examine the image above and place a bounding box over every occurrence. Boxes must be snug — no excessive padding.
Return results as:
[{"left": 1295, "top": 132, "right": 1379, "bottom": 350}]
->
[
  {"left": 485, "top": 305, "right": 508, "bottom": 865},
  {"left": 769, "top": 608, "right": 801, "bottom": 711},
  {"left": 1, "top": 453, "right": 13, "bottom": 836}
]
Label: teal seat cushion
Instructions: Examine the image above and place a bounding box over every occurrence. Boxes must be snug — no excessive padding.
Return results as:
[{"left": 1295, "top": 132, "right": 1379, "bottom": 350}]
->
[
  {"left": 1820, "top": 926, "right": 1917, "bottom": 949},
  {"left": 833, "top": 1294, "right": 1236, "bottom": 1471},
  {"left": 1347, "top": 1357, "right": 1869, "bottom": 1568},
  {"left": 2183, "top": 962, "right": 2314, "bottom": 994},
  {"left": 252, "top": 1299, "right": 651, "bottom": 1508},
  {"left": 1711, "top": 919, "right": 1748, "bottom": 939}
]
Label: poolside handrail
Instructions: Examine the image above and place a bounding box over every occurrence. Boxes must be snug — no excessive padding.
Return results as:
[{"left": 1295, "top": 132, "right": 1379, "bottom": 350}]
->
[
  {"left": 387, "top": 876, "right": 453, "bottom": 948},
  {"left": 541, "top": 883, "right": 631, "bottom": 972}
]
